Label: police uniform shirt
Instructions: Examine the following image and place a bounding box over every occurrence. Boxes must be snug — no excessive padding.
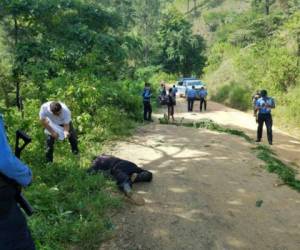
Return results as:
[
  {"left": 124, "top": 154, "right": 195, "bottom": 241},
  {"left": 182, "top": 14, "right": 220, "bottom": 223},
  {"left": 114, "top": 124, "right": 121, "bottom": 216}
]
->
[
  {"left": 0, "top": 115, "right": 32, "bottom": 187},
  {"left": 187, "top": 88, "right": 197, "bottom": 98},
  {"left": 256, "top": 97, "right": 275, "bottom": 114},
  {"left": 199, "top": 89, "right": 208, "bottom": 98}
]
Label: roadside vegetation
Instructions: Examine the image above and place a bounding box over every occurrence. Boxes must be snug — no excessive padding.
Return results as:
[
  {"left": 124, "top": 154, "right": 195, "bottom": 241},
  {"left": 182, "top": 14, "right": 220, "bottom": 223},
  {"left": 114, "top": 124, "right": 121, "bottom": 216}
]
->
[
  {"left": 174, "top": 0, "right": 300, "bottom": 133},
  {"left": 255, "top": 145, "right": 300, "bottom": 191},
  {"left": 205, "top": 1, "right": 300, "bottom": 131}
]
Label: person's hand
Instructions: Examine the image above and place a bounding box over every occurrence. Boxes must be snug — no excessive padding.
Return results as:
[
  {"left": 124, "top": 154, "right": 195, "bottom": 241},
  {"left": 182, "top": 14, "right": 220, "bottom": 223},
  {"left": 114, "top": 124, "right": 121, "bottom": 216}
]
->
[
  {"left": 64, "top": 131, "right": 70, "bottom": 139},
  {"left": 51, "top": 132, "right": 59, "bottom": 139}
]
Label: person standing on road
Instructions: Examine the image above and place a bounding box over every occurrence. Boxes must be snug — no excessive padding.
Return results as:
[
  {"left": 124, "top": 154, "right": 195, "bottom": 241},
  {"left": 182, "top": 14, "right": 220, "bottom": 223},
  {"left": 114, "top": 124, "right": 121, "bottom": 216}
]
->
[
  {"left": 142, "top": 82, "right": 153, "bottom": 122},
  {"left": 199, "top": 86, "right": 208, "bottom": 112},
  {"left": 186, "top": 86, "right": 197, "bottom": 112},
  {"left": 167, "top": 88, "right": 175, "bottom": 122},
  {"left": 0, "top": 114, "right": 35, "bottom": 250},
  {"left": 255, "top": 90, "right": 275, "bottom": 145},
  {"left": 39, "top": 101, "right": 79, "bottom": 162},
  {"left": 172, "top": 85, "right": 178, "bottom": 105}
]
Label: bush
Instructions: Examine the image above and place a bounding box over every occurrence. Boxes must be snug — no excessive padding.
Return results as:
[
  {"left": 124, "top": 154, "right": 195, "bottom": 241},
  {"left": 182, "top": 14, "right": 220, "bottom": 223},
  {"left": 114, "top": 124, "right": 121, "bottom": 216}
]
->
[
  {"left": 211, "top": 84, "right": 232, "bottom": 103},
  {"left": 134, "top": 66, "right": 161, "bottom": 82},
  {"left": 228, "top": 84, "right": 251, "bottom": 110},
  {"left": 274, "top": 85, "right": 300, "bottom": 128},
  {"left": 211, "top": 82, "right": 251, "bottom": 111},
  {"left": 228, "top": 29, "right": 254, "bottom": 47}
]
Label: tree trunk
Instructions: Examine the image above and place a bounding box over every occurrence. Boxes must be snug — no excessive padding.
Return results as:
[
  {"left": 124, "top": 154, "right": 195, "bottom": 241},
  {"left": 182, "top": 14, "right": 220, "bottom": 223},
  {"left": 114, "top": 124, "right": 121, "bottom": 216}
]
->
[
  {"left": 0, "top": 81, "right": 10, "bottom": 108},
  {"left": 187, "top": 0, "right": 190, "bottom": 12},
  {"left": 13, "top": 16, "right": 22, "bottom": 111},
  {"left": 297, "top": 32, "right": 300, "bottom": 67},
  {"left": 265, "top": 0, "right": 270, "bottom": 15}
]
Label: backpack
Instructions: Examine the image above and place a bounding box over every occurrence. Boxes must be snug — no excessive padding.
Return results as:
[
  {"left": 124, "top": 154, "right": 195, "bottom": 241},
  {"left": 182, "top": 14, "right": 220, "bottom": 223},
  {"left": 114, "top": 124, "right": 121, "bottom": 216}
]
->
[{"left": 167, "top": 95, "right": 175, "bottom": 106}]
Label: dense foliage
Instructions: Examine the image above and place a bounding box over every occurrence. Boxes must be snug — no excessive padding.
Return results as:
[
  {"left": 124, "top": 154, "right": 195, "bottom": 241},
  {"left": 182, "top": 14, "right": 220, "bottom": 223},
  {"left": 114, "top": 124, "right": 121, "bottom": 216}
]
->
[
  {"left": 194, "top": 0, "right": 300, "bottom": 130},
  {"left": 157, "top": 8, "right": 207, "bottom": 76}
]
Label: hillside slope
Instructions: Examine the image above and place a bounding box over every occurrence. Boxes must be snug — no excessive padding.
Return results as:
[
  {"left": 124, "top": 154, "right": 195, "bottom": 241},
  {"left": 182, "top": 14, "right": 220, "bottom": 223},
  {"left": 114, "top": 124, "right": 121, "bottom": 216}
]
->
[{"left": 175, "top": 0, "right": 300, "bottom": 135}]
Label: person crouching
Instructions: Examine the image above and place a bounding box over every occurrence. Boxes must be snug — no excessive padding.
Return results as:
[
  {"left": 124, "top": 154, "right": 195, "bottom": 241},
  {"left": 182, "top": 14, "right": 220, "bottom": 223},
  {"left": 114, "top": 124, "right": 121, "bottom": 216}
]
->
[{"left": 39, "top": 101, "right": 79, "bottom": 163}]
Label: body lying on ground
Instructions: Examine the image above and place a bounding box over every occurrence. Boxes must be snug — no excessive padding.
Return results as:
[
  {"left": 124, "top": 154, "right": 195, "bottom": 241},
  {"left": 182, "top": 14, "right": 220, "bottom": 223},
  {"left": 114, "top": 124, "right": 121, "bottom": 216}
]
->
[{"left": 87, "top": 155, "right": 153, "bottom": 196}]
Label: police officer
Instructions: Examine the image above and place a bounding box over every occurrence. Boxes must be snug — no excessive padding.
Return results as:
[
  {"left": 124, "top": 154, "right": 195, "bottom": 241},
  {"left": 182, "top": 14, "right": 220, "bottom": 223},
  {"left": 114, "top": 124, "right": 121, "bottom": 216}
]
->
[
  {"left": 186, "top": 85, "right": 197, "bottom": 112},
  {"left": 255, "top": 90, "right": 275, "bottom": 145},
  {"left": 142, "top": 82, "right": 153, "bottom": 121},
  {"left": 199, "top": 86, "right": 208, "bottom": 112},
  {"left": 0, "top": 114, "right": 35, "bottom": 250}
]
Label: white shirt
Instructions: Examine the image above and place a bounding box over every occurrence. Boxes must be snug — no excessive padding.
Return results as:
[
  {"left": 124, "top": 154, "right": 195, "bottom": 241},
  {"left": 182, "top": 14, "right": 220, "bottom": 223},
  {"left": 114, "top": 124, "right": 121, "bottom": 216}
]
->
[{"left": 39, "top": 101, "right": 71, "bottom": 125}]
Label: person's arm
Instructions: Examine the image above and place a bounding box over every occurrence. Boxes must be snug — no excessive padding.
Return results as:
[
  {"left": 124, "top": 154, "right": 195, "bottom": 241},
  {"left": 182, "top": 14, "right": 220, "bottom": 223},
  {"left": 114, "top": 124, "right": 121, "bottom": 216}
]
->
[
  {"left": 62, "top": 104, "right": 72, "bottom": 138},
  {"left": 40, "top": 118, "right": 58, "bottom": 139},
  {"left": 63, "top": 123, "right": 70, "bottom": 138},
  {"left": 267, "top": 98, "right": 275, "bottom": 109},
  {"left": 255, "top": 100, "right": 260, "bottom": 111},
  {"left": 0, "top": 117, "right": 32, "bottom": 187},
  {"left": 39, "top": 104, "right": 59, "bottom": 139}
]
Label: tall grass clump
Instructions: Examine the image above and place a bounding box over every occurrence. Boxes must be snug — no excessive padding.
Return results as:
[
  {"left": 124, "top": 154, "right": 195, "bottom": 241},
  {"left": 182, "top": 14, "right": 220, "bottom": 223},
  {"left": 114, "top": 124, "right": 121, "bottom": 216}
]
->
[{"left": 211, "top": 82, "right": 251, "bottom": 111}]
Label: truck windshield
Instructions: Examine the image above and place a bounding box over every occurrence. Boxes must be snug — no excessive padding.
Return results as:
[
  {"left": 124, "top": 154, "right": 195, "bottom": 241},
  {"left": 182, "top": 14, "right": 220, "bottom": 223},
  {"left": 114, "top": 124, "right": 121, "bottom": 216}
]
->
[{"left": 187, "top": 81, "right": 202, "bottom": 86}]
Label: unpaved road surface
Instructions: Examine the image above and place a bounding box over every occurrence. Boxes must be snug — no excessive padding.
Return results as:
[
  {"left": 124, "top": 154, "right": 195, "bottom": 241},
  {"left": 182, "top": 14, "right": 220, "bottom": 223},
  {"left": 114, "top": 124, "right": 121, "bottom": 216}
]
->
[{"left": 100, "top": 100, "right": 300, "bottom": 250}]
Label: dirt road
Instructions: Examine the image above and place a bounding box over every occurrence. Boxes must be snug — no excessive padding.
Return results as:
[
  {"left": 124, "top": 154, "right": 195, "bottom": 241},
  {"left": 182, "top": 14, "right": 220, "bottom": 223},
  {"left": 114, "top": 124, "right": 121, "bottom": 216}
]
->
[{"left": 100, "top": 99, "right": 300, "bottom": 250}]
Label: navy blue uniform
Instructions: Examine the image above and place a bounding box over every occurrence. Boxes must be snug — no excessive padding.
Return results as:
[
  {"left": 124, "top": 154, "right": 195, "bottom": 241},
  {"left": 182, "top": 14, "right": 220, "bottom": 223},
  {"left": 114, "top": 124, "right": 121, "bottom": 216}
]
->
[
  {"left": 255, "top": 96, "right": 275, "bottom": 145},
  {"left": 199, "top": 89, "right": 208, "bottom": 112},
  {"left": 186, "top": 88, "right": 197, "bottom": 112},
  {"left": 142, "top": 87, "right": 152, "bottom": 121},
  {"left": 88, "top": 155, "right": 152, "bottom": 193}
]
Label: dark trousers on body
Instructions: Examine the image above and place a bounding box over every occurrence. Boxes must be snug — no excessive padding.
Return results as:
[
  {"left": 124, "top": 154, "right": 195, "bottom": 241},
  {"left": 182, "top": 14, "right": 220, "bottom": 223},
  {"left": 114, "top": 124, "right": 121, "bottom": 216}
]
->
[
  {"left": 46, "top": 122, "right": 78, "bottom": 162},
  {"left": 111, "top": 160, "right": 152, "bottom": 191},
  {"left": 200, "top": 98, "right": 207, "bottom": 111},
  {"left": 257, "top": 113, "right": 273, "bottom": 144},
  {"left": 168, "top": 105, "right": 174, "bottom": 116},
  {"left": 143, "top": 101, "right": 152, "bottom": 121},
  {"left": 187, "top": 98, "right": 194, "bottom": 111},
  {"left": 0, "top": 186, "right": 35, "bottom": 250}
]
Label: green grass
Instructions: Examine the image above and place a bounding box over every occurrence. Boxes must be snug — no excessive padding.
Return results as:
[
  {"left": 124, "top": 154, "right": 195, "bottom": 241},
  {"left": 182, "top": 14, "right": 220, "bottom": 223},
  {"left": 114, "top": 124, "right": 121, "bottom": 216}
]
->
[
  {"left": 2, "top": 103, "right": 138, "bottom": 250},
  {"left": 159, "top": 118, "right": 253, "bottom": 142},
  {"left": 254, "top": 145, "right": 300, "bottom": 191},
  {"left": 25, "top": 141, "right": 123, "bottom": 250}
]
